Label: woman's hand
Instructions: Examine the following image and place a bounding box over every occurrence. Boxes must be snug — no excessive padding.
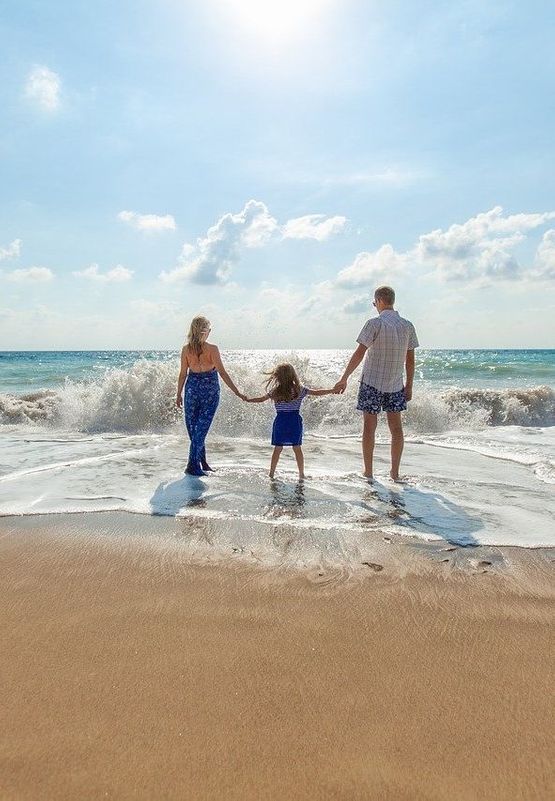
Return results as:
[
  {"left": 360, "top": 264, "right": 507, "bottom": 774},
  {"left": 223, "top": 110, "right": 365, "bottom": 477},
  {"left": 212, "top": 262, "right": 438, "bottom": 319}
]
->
[
  {"left": 176, "top": 393, "right": 183, "bottom": 409},
  {"left": 237, "top": 392, "right": 248, "bottom": 401}
]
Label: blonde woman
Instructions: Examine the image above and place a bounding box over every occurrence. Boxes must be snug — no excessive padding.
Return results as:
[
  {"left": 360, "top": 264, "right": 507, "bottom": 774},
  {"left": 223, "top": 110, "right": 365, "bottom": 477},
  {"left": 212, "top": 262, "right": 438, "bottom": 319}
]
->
[{"left": 176, "top": 317, "right": 245, "bottom": 476}]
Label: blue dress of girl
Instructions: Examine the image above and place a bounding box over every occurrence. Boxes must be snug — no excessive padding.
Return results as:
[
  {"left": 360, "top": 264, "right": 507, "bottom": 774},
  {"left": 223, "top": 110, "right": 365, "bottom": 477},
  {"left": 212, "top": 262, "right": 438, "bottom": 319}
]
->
[{"left": 271, "top": 387, "right": 308, "bottom": 446}]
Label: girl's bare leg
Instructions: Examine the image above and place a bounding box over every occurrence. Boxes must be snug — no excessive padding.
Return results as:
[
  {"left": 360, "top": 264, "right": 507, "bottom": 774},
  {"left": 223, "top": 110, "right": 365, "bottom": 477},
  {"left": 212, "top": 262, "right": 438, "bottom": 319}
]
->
[
  {"left": 292, "top": 446, "right": 305, "bottom": 479},
  {"left": 269, "top": 446, "right": 283, "bottom": 478}
]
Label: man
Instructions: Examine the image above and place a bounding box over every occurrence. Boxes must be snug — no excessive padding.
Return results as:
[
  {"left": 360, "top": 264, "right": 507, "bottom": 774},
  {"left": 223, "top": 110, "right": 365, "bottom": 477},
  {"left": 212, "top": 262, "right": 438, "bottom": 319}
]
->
[{"left": 335, "top": 286, "right": 419, "bottom": 481}]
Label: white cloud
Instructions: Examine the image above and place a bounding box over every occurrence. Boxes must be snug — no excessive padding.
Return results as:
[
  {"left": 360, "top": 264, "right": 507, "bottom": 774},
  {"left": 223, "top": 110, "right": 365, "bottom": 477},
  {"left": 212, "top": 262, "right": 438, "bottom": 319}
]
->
[
  {"left": 334, "top": 207, "right": 555, "bottom": 290},
  {"left": 5, "top": 266, "right": 54, "bottom": 283},
  {"left": 118, "top": 210, "right": 176, "bottom": 232},
  {"left": 342, "top": 295, "right": 371, "bottom": 314},
  {"left": 161, "top": 200, "right": 347, "bottom": 285},
  {"left": 73, "top": 264, "right": 133, "bottom": 283},
  {"left": 0, "top": 239, "right": 21, "bottom": 261},
  {"left": 532, "top": 230, "right": 555, "bottom": 280},
  {"left": 415, "top": 206, "right": 555, "bottom": 281},
  {"left": 336, "top": 244, "right": 408, "bottom": 288},
  {"left": 24, "top": 66, "right": 61, "bottom": 112},
  {"left": 282, "top": 214, "right": 347, "bottom": 241},
  {"left": 160, "top": 200, "right": 279, "bottom": 285}
]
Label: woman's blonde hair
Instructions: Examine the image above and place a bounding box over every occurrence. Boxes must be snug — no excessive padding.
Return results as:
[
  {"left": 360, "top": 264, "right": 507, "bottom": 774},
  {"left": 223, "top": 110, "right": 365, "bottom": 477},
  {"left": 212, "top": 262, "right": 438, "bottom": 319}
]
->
[
  {"left": 265, "top": 363, "right": 301, "bottom": 403},
  {"left": 187, "top": 316, "right": 210, "bottom": 357}
]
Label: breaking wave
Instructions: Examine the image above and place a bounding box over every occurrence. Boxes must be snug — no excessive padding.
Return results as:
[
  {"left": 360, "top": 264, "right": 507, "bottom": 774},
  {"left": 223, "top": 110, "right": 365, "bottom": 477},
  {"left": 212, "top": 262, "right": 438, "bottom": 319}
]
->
[{"left": 1, "top": 357, "right": 554, "bottom": 434}]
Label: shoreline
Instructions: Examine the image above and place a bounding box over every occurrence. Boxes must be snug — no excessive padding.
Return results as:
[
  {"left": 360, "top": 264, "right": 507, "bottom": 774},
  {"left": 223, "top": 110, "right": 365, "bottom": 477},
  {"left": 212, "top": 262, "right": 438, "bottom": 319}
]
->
[{"left": 2, "top": 512, "right": 554, "bottom": 800}]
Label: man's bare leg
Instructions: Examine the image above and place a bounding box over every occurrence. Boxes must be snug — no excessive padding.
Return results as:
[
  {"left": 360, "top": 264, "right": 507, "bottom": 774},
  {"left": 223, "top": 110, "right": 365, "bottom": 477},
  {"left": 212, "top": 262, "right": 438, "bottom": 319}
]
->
[
  {"left": 292, "top": 446, "right": 305, "bottom": 479},
  {"left": 269, "top": 446, "right": 282, "bottom": 478},
  {"left": 387, "top": 411, "right": 404, "bottom": 480},
  {"left": 362, "top": 412, "right": 378, "bottom": 479}
]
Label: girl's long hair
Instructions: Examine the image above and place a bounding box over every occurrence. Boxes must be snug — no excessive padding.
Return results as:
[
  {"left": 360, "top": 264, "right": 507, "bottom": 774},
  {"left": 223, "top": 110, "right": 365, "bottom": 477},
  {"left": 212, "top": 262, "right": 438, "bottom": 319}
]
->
[
  {"left": 187, "top": 316, "right": 210, "bottom": 357},
  {"left": 265, "top": 363, "right": 301, "bottom": 402}
]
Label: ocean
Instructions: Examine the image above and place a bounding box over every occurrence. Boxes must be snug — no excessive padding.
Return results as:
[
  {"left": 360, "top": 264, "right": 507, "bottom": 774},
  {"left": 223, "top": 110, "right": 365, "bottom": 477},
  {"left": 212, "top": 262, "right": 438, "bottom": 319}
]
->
[{"left": 1, "top": 349, "right": 554, "bottom": 567}]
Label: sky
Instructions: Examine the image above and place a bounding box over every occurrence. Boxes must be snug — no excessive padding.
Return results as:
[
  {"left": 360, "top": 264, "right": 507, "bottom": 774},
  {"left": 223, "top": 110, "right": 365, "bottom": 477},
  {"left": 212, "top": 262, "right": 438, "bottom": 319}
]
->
[{"left": 1, "top": 0, "right": 554, "bottom": 350}]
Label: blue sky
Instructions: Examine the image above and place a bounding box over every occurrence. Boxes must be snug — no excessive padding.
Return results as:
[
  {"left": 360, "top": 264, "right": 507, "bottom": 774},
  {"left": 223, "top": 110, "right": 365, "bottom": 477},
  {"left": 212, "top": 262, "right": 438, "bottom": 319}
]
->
[{"left": 1, "top": 0, "right": 554, "bottom": 349}]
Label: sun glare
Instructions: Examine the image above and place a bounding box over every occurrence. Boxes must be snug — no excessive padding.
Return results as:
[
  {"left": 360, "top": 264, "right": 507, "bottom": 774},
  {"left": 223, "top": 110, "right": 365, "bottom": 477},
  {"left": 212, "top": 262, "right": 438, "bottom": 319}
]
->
[{"left": 220, "top": 0, "right": 334, "bottom": 44}]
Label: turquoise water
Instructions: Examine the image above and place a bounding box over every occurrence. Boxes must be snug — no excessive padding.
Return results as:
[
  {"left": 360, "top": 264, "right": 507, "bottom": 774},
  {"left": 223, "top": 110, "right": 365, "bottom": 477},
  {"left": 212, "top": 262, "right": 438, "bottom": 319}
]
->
[{"left": 1, "top": 349, "right": 554, "bottom": 395}]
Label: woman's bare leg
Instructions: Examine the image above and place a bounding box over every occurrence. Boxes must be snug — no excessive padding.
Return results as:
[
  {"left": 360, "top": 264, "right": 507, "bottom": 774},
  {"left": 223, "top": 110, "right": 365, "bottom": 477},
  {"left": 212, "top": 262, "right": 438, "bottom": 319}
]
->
[
  {"left": 292, "top": 446, "right": 305, "bottom": 479},
  {"left": 269, "top": 446, "right": 283, "bottom": 478}
]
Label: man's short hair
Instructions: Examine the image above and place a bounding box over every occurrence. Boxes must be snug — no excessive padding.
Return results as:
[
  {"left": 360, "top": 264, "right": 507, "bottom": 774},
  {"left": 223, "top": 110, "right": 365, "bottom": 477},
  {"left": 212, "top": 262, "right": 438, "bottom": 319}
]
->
[{"left": 374, "top": 285, "right": 395, "bottom": 305}]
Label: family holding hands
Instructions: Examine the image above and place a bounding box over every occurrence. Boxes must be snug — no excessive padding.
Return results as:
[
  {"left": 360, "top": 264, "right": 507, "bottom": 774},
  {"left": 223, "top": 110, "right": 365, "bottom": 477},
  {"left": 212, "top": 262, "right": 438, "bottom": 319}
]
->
[{"left": 176, "top": 285, "right": 419, "bottom": 482}]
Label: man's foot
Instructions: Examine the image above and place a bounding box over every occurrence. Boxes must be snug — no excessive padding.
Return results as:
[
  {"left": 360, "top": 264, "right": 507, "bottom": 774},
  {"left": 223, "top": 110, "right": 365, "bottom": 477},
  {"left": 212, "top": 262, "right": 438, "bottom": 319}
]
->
[{"left": 389, "top": 470, "right": 407, "bottom": 483}]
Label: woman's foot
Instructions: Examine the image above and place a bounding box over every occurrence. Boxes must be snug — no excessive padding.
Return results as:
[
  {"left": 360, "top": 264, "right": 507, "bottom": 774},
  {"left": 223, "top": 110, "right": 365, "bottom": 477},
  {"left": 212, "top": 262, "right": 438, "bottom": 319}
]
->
[
  {"left": 185, "top": 463, "right": 206, "bottom": 477},
  {"left": 201, "top": 461, "right": 215, "bottom": 472}
]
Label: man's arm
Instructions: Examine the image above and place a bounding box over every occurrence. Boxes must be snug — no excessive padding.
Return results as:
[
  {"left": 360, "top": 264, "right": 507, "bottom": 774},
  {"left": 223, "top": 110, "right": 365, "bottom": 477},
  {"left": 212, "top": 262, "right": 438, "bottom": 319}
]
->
[
  {"left": 334, "top": 343, "right": 367, "bottom": 393},
  {"left": 404, "top": 349, "right": 415, "bottom": 401}
]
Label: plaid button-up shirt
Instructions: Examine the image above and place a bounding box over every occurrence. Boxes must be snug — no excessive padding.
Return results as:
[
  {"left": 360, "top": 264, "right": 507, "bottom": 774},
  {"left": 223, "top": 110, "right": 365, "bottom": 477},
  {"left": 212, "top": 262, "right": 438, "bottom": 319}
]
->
[{"left": 357, "top": 310, "right": 419, "bottom": 393}]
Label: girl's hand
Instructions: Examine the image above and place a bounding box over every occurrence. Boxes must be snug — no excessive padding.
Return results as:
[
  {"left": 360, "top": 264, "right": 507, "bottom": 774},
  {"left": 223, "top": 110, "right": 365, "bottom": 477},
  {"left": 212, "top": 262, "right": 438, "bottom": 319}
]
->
[{"left": 238, "top": 392, "right": 248, "bottom": 401}]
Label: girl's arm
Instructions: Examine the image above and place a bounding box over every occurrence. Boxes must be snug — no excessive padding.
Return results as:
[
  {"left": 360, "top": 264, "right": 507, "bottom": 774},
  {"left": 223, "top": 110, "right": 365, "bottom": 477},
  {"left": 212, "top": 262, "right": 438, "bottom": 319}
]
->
[
  {"left": 176, "top": 347, "right": 189, "bottom": 407},
  {"left": 305, "top": 387, "right": 337, "bottom": 397},
  {"left": 245, "top": 394, "right": 270, "bottom": 403},
  {"left": 211, "top": 345, "right": 246, "bottom": 399}
]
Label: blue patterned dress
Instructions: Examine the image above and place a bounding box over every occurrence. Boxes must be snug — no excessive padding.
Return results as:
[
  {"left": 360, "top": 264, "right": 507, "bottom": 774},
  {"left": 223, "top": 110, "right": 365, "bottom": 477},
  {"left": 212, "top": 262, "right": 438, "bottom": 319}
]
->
[{"left": 183, "top": 369, "right": 220, "bottom": 475}]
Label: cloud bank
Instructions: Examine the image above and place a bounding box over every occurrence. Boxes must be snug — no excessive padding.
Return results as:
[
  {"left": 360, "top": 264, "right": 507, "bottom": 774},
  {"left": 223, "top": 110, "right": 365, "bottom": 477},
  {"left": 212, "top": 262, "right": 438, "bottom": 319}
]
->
[
  {"left": 118, "top": 211, "right": 176, "bottom": 232},
  {"left": 161, "top": 200, "right": 347, "bottom": 284},
  {"left": 73, "top": 264, "right": 133, "bottom": 283}
]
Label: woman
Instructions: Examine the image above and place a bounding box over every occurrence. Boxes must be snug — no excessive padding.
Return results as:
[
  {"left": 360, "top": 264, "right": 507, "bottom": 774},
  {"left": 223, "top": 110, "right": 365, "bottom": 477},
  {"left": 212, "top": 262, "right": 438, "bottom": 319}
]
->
[{"left": 176, "top": 316, "right": 244, "bottom": 476}]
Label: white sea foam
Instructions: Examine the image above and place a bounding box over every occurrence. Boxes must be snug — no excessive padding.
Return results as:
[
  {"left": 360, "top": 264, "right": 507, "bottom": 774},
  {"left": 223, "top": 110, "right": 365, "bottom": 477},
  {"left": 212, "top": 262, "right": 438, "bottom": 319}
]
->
[
  {"left": 1, "top": 357, "right": 553, "bottom": 433},
  {"left": 1, "top": 354, "right": 554, "bottom": 559}
]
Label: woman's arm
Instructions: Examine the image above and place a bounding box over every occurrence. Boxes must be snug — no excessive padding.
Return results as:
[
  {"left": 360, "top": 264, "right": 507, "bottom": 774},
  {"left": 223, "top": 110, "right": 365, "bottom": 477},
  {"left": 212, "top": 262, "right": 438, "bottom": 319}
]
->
[
  {"left": 334, "top": 343, "right": 367, "bottom": 393},
  {"left": 245, "top": 394, "right": 270, "bottom": 403},
  {"left": 176, "top": 347, "right": 189, "bottom": 408},
  {"left": 211, "top": 345, "right": 245, "bottom": 399}
]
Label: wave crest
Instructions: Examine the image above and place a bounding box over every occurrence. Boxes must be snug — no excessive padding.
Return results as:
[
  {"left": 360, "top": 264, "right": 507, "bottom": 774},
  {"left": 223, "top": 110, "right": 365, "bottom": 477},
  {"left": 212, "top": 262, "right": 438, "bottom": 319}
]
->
[{"left": 1, "top": 357, "right": 554, "bottom": 433}]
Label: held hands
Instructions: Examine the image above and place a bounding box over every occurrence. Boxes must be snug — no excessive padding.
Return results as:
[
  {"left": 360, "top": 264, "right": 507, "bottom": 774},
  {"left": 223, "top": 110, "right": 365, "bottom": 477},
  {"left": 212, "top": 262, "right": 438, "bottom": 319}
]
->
[{"left": 334, "top": 379, "right": 347, "bottom": 394}]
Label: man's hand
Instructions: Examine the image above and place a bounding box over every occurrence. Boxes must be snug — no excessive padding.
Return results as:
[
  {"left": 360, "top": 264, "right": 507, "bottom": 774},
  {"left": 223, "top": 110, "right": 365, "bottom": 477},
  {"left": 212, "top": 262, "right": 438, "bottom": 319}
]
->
[
  {"left": 334, "top": 379, "right": 347, "bottom": 394},
  {"left": 403, "top": 385, "right": 412, "bottom": 402},
  {"left": 176, "top": 393, "right": 183, "bottom": 409}
]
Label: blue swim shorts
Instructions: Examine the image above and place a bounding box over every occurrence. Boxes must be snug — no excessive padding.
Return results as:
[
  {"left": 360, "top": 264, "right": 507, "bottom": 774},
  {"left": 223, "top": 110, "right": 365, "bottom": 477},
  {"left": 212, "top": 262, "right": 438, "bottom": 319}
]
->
[{"left": 357, "top": 382, "right": 407, "bottom": 414}]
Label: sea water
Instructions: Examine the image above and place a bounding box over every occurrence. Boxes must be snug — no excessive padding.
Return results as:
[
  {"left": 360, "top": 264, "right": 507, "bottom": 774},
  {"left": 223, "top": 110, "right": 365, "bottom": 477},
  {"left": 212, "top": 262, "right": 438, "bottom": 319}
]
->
[{"left": 1, "top": 349, "right": 554, "bottom": 567}]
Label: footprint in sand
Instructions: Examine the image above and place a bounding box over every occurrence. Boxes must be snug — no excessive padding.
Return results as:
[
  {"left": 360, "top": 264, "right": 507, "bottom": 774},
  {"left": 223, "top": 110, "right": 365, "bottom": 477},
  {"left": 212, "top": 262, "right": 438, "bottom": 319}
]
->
[{"left": 362, "top": 561, "right": 384, "bottom": 571}]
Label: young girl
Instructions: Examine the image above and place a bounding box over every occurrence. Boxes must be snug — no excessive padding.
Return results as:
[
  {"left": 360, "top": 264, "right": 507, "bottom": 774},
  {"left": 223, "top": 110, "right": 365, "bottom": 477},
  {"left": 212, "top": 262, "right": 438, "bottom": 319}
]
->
[{"left": 246, "top": 363, "right": 337, "bottom": 479}]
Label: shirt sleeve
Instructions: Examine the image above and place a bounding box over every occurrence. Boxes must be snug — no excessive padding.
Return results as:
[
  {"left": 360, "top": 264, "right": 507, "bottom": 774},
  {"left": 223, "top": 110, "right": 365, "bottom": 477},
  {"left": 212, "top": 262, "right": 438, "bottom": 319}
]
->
[
  {"left": 407, "top": 324, "right": 419, "bottom": 350},
  {"left": 356, "top": 319, "right": 379, "bottom": 348},
  {"left": 300, "top": 386, "right": 309, "bottom": 400}
]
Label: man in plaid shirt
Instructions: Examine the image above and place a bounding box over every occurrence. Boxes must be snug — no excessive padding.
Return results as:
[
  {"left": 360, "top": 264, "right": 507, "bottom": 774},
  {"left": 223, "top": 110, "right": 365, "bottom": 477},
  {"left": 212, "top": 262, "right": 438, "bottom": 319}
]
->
[{"left": 335, "top": 286, "right": 419, "bottom": 481}]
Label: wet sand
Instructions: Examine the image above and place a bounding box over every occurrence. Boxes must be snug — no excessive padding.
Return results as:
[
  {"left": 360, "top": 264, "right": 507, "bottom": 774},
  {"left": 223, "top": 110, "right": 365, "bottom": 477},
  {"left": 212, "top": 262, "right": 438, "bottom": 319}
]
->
[{"left": 1, "top": 513, "right": 554, "bottom": 801}]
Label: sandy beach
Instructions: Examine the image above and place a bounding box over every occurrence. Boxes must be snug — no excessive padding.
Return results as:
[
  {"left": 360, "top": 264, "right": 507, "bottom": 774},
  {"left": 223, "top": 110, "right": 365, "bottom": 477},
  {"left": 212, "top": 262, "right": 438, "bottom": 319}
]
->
[{"left": 1, "top": 512, "right": 553, "bottom": 801}]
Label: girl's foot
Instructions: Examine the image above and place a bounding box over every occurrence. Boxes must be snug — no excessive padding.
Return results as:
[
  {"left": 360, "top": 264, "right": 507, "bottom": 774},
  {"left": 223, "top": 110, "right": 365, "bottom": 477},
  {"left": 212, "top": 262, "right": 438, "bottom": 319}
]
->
[
  {"left": 269, "top": 471, "right": 275, "bottom": 479},
  {"left": 363, "top": 472, "right": 373, "bottom": 482},
  {"left": 298, "top": 473, "right": 305, "bottom": 480}
]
